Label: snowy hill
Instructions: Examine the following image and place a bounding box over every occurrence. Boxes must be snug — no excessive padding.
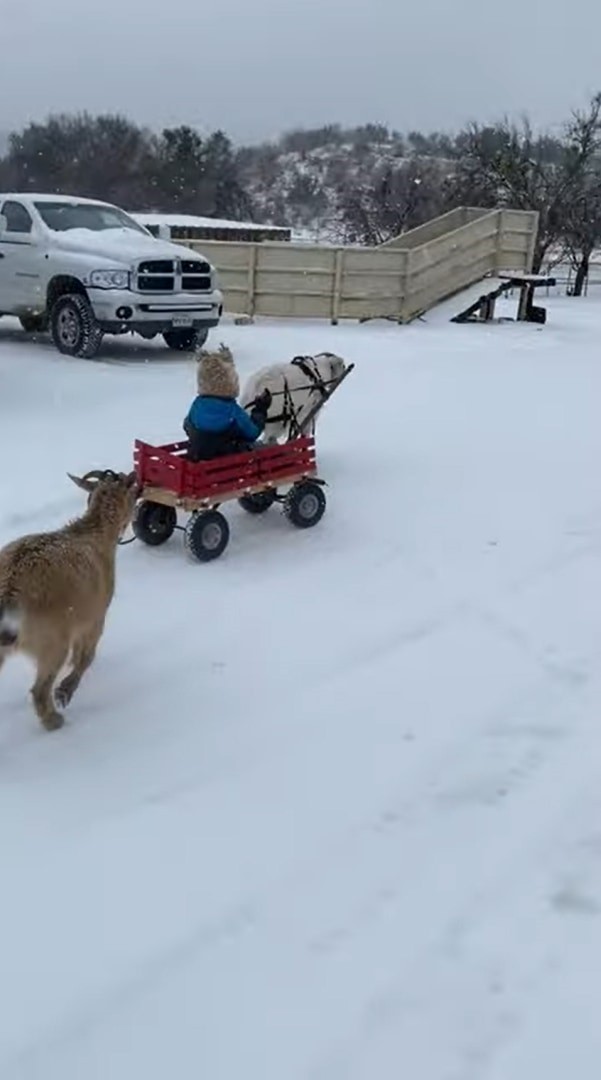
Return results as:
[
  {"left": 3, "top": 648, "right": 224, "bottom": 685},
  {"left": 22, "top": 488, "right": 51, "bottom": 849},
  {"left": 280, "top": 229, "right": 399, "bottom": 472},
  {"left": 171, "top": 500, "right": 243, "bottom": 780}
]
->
[
  {"left": 1, "top": 296, "right": 601, "bottom": 1078},
  {"left": 238, "top": 126, "right": 455, "bottom": 239}
]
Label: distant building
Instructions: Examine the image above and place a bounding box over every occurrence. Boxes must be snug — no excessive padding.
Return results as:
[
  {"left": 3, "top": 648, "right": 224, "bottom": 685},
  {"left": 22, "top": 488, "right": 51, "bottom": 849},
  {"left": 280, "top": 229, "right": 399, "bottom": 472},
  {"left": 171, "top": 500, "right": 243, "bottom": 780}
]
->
[{"left": 131, "top": 211, "right": 291, "bottom": 244}]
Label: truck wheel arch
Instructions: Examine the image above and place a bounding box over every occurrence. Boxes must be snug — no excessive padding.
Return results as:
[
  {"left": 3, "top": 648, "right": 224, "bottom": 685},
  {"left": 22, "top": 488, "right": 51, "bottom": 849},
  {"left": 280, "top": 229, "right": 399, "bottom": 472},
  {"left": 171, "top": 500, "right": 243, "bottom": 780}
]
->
[{"left": 47, "top": 275, "right": 87, "bottom": 311}]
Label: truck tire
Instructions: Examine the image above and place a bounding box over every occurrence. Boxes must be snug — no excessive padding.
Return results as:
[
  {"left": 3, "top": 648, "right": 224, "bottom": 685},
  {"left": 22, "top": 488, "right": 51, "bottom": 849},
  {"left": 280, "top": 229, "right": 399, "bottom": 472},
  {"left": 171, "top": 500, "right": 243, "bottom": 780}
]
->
[
  {"left": 19, "top": 314, "right": 49, "bottom": 334},
  {"left": 163, "top": 327, "right": 208, "bottom": 352},
  {"left": 50, "top": 293, "right": 104, "bottom": 359}
]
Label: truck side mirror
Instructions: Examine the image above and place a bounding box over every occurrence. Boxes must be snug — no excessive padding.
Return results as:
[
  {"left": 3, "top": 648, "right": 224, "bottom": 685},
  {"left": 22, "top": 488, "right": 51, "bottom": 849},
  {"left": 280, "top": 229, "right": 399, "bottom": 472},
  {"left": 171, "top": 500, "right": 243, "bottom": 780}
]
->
[{"left": 0, "top": 214, "right": 7, "bottom": 237}]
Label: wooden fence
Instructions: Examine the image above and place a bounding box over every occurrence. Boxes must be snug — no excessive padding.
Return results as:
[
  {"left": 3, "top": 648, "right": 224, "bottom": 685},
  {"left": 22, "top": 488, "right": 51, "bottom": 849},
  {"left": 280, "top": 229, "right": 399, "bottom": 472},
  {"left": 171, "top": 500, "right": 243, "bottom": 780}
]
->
[{"left": 177, "top": 207, "right": 539, "bottom": 324}]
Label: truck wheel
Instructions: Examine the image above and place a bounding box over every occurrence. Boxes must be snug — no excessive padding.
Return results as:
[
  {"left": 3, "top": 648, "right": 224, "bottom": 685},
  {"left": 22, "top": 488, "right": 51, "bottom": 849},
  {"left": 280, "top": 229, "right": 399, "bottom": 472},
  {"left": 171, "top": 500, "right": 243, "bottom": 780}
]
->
[
  {"left": 19, "top": 314, "right": 49, "bottom": 334},
  {"left": 163, "top": 327, "right": 208, "bottom": 352},
  {"left": 50, "top": 293, "right": 104, "bottom": 359}
]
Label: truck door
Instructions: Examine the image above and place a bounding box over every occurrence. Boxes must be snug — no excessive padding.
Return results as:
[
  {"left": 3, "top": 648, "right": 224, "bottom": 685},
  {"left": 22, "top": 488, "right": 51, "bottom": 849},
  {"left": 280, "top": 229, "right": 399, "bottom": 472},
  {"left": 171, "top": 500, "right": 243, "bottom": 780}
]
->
[{"left": 0, "top": 200, "right": 45, "bottom": 313}]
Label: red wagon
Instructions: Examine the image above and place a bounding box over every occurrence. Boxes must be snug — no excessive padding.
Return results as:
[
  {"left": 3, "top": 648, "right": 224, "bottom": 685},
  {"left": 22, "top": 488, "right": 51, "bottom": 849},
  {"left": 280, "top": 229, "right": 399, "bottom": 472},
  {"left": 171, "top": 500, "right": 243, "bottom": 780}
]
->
[{"left": 132, "top": 435, "right": 326, "bottom": 561}]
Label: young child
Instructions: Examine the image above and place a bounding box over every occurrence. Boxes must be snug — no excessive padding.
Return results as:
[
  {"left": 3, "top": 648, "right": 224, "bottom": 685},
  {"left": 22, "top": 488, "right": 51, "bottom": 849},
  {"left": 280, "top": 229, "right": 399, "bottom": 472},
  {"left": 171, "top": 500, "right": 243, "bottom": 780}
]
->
[{"left": 183, "top": 344, "right": 272, "bottom": 461}]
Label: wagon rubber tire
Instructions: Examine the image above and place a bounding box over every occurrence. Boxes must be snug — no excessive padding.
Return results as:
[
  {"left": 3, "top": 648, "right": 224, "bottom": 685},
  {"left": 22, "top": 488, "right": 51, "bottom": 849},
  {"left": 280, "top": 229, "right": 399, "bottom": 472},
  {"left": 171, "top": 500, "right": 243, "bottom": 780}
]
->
[
  {"left": 19, "top": 313, "right": 49, "bottom": 334},
  {"left": 238, "top": 490, "right": 276, "bottom": 515},
  {"left": 163, "top": 327, "right": 209, "bottom": 352},
  {"left": 50, "top": 293, "right": 104, "bottom": 359},
  {"left": 185, "top": 509, "right": 230, "bottom": 562},
  {"left": 133, "top": 501, "right": 177, "bottom": 546},
  {"left": 284, "top": 481, "right": 326, "bottom": 529}
]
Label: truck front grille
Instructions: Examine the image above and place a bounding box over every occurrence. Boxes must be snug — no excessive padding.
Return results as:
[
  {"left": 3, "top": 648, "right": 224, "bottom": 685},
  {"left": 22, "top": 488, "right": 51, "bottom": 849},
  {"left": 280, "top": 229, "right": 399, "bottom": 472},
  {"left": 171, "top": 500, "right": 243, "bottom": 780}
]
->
[
  {"left": 181, "top": 259, "right": 212, "bottom": 292},
  {"left": 138, "top": 260, "right": 173, "bottom": 273},
  {"left": 136, "top": 258, "right": 212, "bottom": 293},
  {"left": 138, "top": 275, "right": 174, "bottom": 292}
]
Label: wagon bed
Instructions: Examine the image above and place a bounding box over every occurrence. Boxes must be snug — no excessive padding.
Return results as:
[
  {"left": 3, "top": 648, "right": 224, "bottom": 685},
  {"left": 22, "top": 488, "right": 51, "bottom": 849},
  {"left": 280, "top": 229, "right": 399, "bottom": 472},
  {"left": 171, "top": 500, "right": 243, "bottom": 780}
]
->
[
  {"left": 134, "top": 435, "right": 317, "bottom": 511},
  {"left": 132, "top": 435, "right": 326, "bottom": 562}
]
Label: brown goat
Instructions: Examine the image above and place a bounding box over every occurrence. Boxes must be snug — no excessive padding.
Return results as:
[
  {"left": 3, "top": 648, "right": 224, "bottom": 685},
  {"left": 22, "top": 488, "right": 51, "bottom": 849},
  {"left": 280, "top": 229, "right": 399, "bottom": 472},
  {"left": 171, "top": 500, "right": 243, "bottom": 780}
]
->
[{"left": 0, "top": 468, "right": 139, "bottom": 730}]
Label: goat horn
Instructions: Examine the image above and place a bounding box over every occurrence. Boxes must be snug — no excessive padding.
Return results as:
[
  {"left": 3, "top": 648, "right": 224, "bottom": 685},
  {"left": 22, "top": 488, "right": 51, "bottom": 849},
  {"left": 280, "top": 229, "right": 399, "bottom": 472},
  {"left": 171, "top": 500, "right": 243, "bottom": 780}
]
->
[
  {"left": 67, "top": 472, "right": 93, "bottom": 493},
  {"left": 67, "top": 469, "right": 105, "bottom": 493}
]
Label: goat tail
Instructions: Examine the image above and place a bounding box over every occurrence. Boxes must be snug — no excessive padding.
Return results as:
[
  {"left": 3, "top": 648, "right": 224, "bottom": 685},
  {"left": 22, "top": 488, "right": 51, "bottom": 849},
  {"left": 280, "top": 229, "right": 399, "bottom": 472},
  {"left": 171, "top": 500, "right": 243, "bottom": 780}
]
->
[{"left": 0, "top": 599, "right": 21, "bottom": 647}]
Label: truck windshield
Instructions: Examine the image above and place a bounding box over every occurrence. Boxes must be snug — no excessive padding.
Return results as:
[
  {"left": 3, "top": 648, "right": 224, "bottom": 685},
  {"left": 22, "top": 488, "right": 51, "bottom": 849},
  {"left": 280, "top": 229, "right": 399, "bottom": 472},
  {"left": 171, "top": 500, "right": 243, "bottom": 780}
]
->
[{"left": 34, "top": 201, "right": 148, "bottom": 234}]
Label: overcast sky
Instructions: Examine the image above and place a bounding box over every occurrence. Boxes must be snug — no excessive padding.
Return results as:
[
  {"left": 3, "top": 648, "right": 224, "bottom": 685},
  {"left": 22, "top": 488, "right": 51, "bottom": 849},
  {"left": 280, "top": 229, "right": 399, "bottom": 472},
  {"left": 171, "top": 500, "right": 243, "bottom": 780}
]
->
[{"left": 1, "top": 0, "right": 600, "bottom": 144}]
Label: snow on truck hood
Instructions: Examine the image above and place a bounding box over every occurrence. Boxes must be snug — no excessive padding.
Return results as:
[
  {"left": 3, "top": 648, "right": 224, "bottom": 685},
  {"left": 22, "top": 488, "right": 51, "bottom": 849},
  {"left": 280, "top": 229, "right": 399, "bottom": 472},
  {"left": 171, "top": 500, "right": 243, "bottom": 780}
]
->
[{"left": 54, "top": 227, "right": 208, "bottom": 265}]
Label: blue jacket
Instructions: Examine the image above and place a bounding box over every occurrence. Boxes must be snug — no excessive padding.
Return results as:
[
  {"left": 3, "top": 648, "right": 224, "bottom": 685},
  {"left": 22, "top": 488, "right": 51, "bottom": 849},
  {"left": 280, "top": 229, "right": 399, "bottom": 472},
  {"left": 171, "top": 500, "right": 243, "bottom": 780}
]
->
[
  {"left": 184, "top": 394, "right": 266, "bottom": 461},
  {"left": 187, "top": 395, "right": 261, "bottom": 441}
]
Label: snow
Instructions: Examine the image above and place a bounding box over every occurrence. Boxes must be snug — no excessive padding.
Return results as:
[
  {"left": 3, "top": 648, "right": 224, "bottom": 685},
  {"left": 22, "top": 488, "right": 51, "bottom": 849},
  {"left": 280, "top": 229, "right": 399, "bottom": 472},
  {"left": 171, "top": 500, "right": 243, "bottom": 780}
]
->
[
  {"left": 131, "top": 211, "right": 289, "bottom": 233},
  {"left": 55, "top": 227, "right": 210, "bottom": 263},
  {"left": 3, "top": 192, "right": 120, "bottom": 206},
  {"left": 1, "top": 293, "right": 601, "bottom": 1078}
]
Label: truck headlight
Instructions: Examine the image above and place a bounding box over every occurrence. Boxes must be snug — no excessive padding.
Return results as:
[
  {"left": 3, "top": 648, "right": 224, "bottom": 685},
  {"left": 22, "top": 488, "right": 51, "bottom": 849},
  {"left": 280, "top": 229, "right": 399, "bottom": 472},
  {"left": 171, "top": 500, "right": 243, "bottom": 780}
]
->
[{"left": 89, "top": 269, "right": 130, "bottom": 290}]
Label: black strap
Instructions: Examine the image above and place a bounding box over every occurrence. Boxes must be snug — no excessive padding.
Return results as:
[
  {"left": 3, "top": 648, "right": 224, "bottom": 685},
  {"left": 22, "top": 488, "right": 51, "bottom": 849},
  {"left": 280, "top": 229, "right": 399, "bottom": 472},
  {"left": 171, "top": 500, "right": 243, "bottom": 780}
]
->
[
  {"left": 283, "top": 376, "right": 302, "bottom": 438},
  {"left": 290, "top": 356, "right": 330, "bottom": 400},
  {"left": 243, "top": 359, "right": 336, "bottom": 436}
]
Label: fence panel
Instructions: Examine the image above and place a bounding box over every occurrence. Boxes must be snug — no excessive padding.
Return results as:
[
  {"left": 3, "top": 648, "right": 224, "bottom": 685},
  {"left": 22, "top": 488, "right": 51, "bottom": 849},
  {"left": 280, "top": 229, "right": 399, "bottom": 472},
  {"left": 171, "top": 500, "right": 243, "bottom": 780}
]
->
[{"left": 183, "top": 207, "right": 539, "bottom": 323}]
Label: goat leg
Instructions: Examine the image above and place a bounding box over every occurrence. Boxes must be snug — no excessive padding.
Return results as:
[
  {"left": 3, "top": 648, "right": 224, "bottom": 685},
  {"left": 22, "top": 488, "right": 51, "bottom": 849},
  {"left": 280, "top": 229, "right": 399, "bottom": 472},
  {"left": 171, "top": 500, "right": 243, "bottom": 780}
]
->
[
  {"left": 31, "top": 645, "right": 69, "bottom": 731},
  {"left": 31, "top": 688, "right": 65, "bottom": 731},
  {"left": 55, "top": 622, "right": 103, "bottom": 709}
]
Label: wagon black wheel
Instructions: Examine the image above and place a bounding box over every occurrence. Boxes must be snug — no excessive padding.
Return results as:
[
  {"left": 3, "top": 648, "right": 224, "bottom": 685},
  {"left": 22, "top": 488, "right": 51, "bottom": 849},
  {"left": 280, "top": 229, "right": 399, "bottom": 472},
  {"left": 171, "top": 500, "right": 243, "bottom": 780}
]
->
[
  {"left": 284, "top": 481, "right": 326, "bottom": 529},
  {"left": 185, "top": 509, "right": 230, "bottom": 562},
  {"left": 132, "top": 501, "right": 177, "bottom": 546},
  {"left": 238, "top": 490, "right": 276, "bottom": 515}
]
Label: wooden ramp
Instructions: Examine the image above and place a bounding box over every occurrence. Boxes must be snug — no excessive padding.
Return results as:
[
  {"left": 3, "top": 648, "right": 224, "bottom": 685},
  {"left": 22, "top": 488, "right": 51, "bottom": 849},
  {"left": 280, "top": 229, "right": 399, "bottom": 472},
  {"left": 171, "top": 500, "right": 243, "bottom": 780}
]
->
[{"left": 451, "top": 273, "right": 556, "bottom": 325}]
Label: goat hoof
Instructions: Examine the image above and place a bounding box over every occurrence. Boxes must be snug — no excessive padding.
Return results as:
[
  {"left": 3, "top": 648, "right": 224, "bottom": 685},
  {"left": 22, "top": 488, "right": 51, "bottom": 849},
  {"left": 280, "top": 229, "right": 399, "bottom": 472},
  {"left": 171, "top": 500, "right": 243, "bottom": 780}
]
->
[
  {"left": 54, "top": 684, "right": 72, "bottom": 709},
  {"left": 42, "top": 710, "right": 65, "bottom": 732}
]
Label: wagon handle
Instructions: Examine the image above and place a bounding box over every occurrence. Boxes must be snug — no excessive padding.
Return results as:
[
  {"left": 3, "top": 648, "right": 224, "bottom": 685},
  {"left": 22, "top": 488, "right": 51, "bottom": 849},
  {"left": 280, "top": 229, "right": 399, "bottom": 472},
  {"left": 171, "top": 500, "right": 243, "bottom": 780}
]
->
[{"left": 289, "top": 362, "right": 355, "bottom": 439}]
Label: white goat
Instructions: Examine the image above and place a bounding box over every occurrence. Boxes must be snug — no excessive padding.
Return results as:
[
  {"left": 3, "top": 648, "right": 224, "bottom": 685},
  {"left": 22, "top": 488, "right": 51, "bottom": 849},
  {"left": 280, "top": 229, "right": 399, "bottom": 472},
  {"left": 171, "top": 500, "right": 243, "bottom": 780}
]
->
[
  {"left": 0, "top": 468, "right": 139, "bottom": 731},
  {"left": 241, "top": 352, "right": 347, "bottom": 442}
]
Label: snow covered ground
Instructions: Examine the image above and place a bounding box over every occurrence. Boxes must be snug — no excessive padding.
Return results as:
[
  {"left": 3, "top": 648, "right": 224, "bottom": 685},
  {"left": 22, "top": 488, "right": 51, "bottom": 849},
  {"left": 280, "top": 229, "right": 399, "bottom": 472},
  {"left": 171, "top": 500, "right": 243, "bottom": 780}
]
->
[{"left": 1, "top": 295, "right": 601, "bottom": 1078}]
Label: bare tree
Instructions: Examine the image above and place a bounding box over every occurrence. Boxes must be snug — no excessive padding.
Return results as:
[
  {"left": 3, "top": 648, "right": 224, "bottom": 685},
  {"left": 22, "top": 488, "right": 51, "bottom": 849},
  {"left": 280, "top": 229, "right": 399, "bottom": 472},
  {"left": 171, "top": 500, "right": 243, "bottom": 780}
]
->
[
  {"left": 337, "top": 157, "right": 452, "bottom": 245},
  {"left": 557, "top": 99, "right": 601, "bottom": 294},
  {"left": 560, "top": 169, "right": 601, "bottom": 295},
  {"left": 451, "top": 93, "right": 601, "bottom": 271}
]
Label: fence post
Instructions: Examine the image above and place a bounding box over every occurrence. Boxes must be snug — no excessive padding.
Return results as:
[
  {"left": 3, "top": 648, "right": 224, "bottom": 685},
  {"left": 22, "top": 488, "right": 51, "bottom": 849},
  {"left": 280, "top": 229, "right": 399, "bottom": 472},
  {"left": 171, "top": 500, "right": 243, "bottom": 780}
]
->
[
  {"left": 525, "top": 211, "right": 539, "bottom": 273},
  {"left": 331, "top": 249, "right": 343, "bottom": 324},
  {"left": 494, "top": 209, "right": 505, "bottom": 273},
  {"left": 399, "top": 248, "right": 411, "bottom": 322},
  {"left": 247, "top": 244, "right": 258, "bottom": 317}
]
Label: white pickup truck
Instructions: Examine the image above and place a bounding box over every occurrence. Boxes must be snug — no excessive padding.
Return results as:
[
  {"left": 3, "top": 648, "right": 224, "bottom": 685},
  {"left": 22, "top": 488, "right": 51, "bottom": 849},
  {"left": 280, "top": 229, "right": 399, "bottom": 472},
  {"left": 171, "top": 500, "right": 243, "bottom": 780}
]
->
[{"left": 0, "top": 193, "right": 223, "bottom": 358}]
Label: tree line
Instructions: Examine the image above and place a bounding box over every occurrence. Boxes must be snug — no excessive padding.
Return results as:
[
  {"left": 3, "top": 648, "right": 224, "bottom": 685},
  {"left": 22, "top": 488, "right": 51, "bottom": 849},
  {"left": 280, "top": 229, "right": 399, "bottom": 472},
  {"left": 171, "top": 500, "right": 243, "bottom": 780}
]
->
[
  {"left": 2, "top": 95, "right": 601, "bottom": 295},
  {"left": 0, "top": 114, "right": 252, "bottom": 221}
]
